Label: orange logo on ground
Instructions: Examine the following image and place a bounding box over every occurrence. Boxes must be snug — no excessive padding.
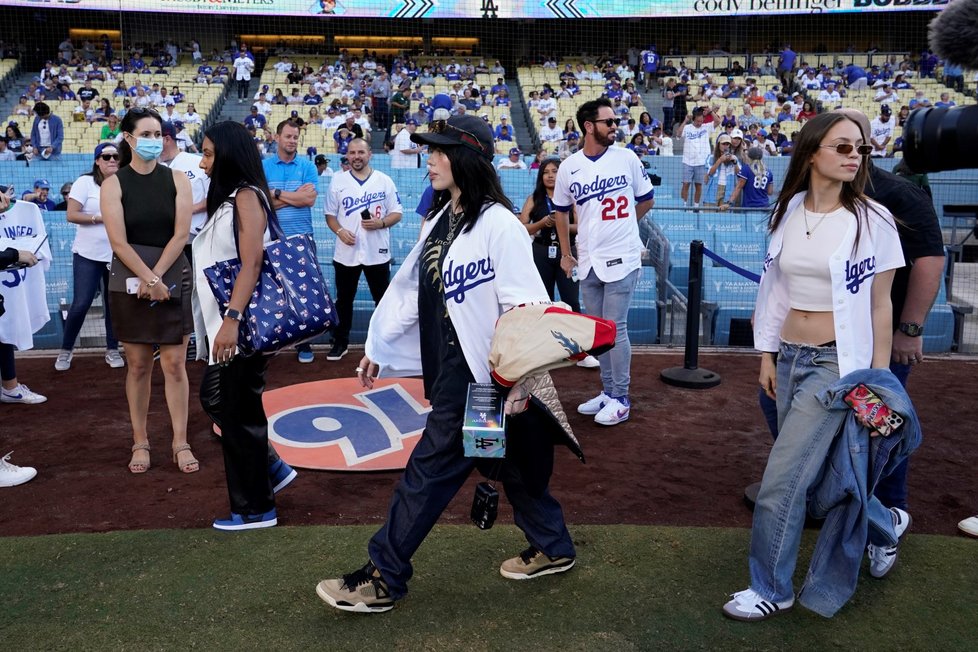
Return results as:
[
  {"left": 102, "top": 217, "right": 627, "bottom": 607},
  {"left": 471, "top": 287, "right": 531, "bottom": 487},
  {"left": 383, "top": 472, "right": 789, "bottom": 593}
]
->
[{"left": 263, "top": 378, "right": 430, "bottom": 471}]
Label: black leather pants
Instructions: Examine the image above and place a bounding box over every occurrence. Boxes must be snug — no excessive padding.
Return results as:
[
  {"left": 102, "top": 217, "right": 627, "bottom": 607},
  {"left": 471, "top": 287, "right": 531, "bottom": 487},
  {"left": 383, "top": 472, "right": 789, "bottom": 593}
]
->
[{"left": 200, "top": 355, "right": 275, "bottom": 515}]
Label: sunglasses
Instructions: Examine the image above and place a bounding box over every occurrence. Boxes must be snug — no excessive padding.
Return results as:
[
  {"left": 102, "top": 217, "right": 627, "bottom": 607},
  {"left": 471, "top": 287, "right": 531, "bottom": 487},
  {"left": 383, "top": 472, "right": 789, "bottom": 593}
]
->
[
  {"left": 591, "top": 118, "right": 621, "bottom": 128},
  {"left": 427, "top": 120, "right": 489, "bottom": 156},
  {"left": 127, "top": 106, "right": 162, "bottom": 119},
  {"left": 820, "top": 143, "right": 873, "bottom": 156},
  {"left": 99, "top": 153, "right": 120, "bottom": 161}
]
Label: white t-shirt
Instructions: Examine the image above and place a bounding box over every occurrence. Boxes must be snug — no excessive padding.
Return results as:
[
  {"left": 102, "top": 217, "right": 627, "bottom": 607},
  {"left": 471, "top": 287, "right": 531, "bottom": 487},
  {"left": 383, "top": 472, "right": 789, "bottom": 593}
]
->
[
  {"left": 681, "top": 122, "right": 714, "bottom": 166},
  {"left": 0, "top": 201, "right": 52, "bottom": 350},
  {"left": 325, "top": 169, "right": 404, "bottom": 266},
  {"left": 161, "top": 152, "right": 210, "bottom": 241},
  {"left": 869, "top": 117, "right": 895, "bottom": 155},
  {"left": 322, "top": 115, "right": 344, "bottom": 129},
  {"left": 390, "top": 128, "right": 417, "bottom": 169},
  {"left": 68, "top": 174, "right": 113, "bottom": 262},
  {"left": 552, "top": 145, "right": 655, "bottom": 282},
  {"left": 496, "top": 159, "right": 527, "bottom": 170},
  {"left": 539, "top": 125, "right": 563, "bottom": 142},
  {"left": 536, "top": 97, "right": 557, "bottom": 123}
]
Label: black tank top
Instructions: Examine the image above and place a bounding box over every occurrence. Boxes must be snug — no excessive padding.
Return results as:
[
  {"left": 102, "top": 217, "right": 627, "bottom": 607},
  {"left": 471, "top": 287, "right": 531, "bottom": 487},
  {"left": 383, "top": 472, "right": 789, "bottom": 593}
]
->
[
  {"left": 116, "top": 164, "right": 177, "bottom": 248},
  {"left": 529, "top": 194, "right": 575, "bottom": 249}
]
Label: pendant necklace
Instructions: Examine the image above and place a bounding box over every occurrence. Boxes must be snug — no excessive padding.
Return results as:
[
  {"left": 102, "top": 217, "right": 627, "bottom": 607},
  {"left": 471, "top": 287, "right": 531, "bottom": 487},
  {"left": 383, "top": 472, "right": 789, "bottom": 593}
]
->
[{"left": 803, "top": 201, "right": 840, "bottom": 239}]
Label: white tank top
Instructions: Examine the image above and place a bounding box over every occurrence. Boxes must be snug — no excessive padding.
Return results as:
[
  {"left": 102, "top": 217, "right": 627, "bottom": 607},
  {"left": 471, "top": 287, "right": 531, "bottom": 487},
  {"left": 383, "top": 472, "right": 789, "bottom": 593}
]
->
[{"left": 779, "top": 202, "right": 851, "bottom": 311}]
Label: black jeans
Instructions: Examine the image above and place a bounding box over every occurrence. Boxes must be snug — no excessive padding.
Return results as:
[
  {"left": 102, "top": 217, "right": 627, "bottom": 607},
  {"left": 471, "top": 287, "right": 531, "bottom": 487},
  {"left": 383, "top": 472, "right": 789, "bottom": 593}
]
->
[
  {"left": 200, "top": 355, "right": 275, "bottom": 516},
  {"left": 332, "top": 260, "right": 390, "bottom": 346},
  {"left": 531, "top": 241, "right": 580, "bottom": 312},
  {"left": 236, "top": 78, "right": 249, "bottom": 99}
]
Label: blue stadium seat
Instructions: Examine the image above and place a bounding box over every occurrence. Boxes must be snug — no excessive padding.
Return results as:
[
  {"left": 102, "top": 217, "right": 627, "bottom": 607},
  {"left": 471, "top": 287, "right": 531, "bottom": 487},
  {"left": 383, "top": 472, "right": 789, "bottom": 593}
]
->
[{"left": 922, "top": 255, "right": 955, "bottom": 354}]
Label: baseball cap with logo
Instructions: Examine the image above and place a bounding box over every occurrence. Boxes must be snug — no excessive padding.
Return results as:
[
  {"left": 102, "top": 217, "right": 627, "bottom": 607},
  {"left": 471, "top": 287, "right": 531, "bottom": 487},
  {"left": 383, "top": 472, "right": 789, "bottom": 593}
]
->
[
  {"left": 881, "top": 104, "right": 892, "bottom": 114},
  {"left": 509, "top": 147, "right": 521, "bottom": 156},
  {"left": 730, "top": 128, "right": 744, "bottom": 139},
  {"left": 405, "top": 118, "right": 418, "bottom": 126},
  {"left": 411, "top": 114, "right": 495, "bottom": 160},
  {"left": 34, "top": 178, "right": 51, "bottom": 189}
]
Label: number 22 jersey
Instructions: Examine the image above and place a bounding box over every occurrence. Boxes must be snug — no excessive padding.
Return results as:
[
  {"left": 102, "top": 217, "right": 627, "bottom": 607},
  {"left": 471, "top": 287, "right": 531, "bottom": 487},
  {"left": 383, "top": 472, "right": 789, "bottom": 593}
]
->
[{"left": 552, "top": 146, "right": 654, "bottom": 282}]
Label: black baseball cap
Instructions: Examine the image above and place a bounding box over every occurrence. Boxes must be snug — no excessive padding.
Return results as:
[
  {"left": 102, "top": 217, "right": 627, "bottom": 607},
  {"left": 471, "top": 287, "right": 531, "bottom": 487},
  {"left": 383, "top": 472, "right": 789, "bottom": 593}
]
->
[{"left": 410, "top": 114, "right": 494, "bottom": 159}]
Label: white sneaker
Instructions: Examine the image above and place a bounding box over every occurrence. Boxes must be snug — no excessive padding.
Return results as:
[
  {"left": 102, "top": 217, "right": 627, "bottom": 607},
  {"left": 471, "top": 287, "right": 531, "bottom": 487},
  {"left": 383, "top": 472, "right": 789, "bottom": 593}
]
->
[
  {"left": 0, "top": 451, "right": 38, "bottom": 487},
  {"left": 576, "top": 355, "right": 600, "bottom": 369},
  {"left": 868, "top": 507, "right": 911, "bottom": 578},
  {"left": 594, "top": 396, "right": 631, "bottom": 426},
  {"left": 105, "top": 350, "right": 125, "bottom": 368},
  {"left": 958, "top": 515, "right": 978, "bottom": 538},
  {"left": 577, "top": 392, "right": 611, "bottom": 415},
  {"left": 722, "top": 588, "right": 794, "bottom": 622},
  {"left": 0, "top": 384, "right": 47, "bottom": 404},
  {"left": 54, "top": 350, "right": 73, "bottom": 371}
]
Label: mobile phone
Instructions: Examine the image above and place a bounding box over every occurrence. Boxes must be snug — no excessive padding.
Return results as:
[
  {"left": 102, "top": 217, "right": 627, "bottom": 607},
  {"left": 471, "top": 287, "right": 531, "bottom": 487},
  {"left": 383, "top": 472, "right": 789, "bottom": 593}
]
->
[
  {"left": 844, "top": 384, "right": 904, "bottom": 437},
  {"left": 126, "top": 277, "right": 141, "bottom": 295},
  {"left": 360, "top": 208, "right": 371, "bottom": 221}
]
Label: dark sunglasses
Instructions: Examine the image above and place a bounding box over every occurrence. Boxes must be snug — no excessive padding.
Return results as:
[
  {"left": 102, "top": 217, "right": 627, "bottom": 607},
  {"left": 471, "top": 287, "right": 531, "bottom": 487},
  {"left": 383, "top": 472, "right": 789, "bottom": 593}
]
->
[
  {"left": 427, "top": 120, "right": 489, "bottom": 156},
  {"left": 99, "top": 153, "right": 120, "bottom": 161},
  {"left": 820, "top": 143, "right": 873, "bottom": 156},
  {"left": 591, "top": 118, "right": 621, "bottom": 128}
]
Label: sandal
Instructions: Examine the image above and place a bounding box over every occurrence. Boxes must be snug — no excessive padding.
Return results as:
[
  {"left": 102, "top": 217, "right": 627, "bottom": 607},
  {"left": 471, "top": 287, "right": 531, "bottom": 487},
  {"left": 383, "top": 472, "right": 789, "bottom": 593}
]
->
[
  {"left": 129, "top": 443, "right": 151, "bottom": 474},
  {"left": 172, "top": 444, "right": 199, "bottom": 474}
]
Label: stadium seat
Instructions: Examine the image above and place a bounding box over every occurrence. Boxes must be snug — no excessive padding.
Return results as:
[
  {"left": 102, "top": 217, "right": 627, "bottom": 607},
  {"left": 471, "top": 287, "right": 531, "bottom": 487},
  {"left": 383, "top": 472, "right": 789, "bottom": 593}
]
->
[{"left": 701, "top": 266, "right": 758, "bottom": 346}]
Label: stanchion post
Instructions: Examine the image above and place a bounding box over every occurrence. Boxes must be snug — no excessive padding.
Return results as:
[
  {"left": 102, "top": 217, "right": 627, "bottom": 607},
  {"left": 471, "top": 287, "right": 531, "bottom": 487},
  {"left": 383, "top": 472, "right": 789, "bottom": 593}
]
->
[{"left": 660, "top": 239, "right": 722, "bottom": 389}]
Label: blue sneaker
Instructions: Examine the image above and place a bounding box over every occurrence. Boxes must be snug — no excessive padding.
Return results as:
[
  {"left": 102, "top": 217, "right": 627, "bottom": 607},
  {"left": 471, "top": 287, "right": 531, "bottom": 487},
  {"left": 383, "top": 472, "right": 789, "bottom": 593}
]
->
[
  {"left": 297, "top": 349, "right": 315, "bottom": 364},
  {"left": 213, "top": 508, "right": 278, "bottom": 531},
  {"left": 269, "top": 459, "right": 298, "bottom": 494}
]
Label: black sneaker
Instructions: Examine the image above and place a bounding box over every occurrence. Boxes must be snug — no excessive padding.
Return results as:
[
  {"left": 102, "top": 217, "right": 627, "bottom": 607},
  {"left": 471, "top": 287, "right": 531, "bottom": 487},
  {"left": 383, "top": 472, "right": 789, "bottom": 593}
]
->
[
  {"left": 316, "top": 562, "right": 395, "bottom": 613},
  {"left": 326, "top": 342, "right": 349, "bottom": 361}
]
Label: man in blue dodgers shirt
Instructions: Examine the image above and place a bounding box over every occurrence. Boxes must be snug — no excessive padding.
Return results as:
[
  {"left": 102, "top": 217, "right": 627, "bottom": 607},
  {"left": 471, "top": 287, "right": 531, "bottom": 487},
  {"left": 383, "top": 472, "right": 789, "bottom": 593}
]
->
[
  {"left": 262, "top": 118, "right": 320, "bottom": 363},
  {"left": 553, "top": 97, "right": 655, "bottom": 427}
]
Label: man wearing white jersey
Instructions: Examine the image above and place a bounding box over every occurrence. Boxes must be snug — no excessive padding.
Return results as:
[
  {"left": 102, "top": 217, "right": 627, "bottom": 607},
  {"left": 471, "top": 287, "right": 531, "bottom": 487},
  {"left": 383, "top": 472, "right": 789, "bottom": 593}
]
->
[
  {"left": 679, "top": 107, "right": 714, "bottom": 207},
  {"left": 553, "top": 97, "right": 655, "bottom": 426},
  {"left": 325, "top": 138, "right": 403, "bottom": 361},
  {"left": 160, "top": 121, "right": 209, "bottom": 259}
]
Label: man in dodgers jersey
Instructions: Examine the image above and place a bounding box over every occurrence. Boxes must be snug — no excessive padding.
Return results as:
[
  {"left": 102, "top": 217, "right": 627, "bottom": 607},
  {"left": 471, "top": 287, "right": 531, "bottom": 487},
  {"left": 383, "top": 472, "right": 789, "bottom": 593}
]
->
[
  {"left": 553, "top": 97, "right": 655, "bottom": 426},
  {"left": 325, "top": 137, "right": 403, "bottom": 362}
]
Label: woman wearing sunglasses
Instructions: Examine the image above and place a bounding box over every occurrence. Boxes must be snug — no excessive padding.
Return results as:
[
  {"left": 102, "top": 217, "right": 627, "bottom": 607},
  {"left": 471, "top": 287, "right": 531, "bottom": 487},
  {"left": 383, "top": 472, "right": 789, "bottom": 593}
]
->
[
  {"left": 100, "top": 107, "right": 196, "bottom": 475},
  {"left": 317, "top": 114, "right": 581, "bottom": 613},
  {"left": 54, "top": 142, "right": 125, "bottom": 372},
  {"left": 724, "top": 112, "right": 906, "bottom": 621}
]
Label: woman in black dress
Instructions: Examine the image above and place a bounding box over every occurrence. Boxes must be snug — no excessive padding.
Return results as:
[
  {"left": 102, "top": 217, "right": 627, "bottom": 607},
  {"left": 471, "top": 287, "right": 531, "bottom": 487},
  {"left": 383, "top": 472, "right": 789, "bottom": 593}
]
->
[{"left": 101, "top": 107, "right": 196, "bottom": 475}]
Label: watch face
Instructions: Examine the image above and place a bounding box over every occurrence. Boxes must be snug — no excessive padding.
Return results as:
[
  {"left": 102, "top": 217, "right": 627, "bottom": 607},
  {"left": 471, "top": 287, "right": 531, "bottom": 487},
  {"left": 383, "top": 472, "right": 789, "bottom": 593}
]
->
[{"left": 901, "top": 322, "right": 922, "bottom": 337}]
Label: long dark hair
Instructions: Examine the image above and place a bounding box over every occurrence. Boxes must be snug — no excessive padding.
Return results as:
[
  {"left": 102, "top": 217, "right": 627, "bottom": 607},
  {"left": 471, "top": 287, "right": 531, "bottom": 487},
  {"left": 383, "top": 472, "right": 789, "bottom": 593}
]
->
[
  {"left": 426, "top": 145, "right": 512, "bottom": 233},
  {"left": 203, "top": 121, "right": 277, "bottom": 223},
  {"left": 769, "top": 112, "right": 875, "bottom": 246},
  {"left": 118, "top": 107, "right": 161, "bottom": 167},
  {"left": 529, "top": 157, "right": 561, "bottom": 221}
]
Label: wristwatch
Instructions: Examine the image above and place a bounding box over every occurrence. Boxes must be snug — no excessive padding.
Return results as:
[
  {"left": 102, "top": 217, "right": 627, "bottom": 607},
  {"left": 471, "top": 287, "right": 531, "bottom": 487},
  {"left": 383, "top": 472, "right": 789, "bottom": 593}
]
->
[
  {"left": 898, "top": 321, "right": 923, "bottom": 337},
  {"left": 224, "top": 308, "right": 244, "bottom": 322},
  {"left": 274, "top": 188, "right": 282, "bottom": 200}
]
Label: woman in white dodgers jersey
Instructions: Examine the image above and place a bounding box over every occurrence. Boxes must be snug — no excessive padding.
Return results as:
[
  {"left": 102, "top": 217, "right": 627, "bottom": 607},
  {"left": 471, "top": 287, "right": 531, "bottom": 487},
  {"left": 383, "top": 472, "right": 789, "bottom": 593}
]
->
[
  {"left": 316, "top": 114, "right": 581, "bottom": 614},
  {"left": 723, "top": 112, "right": 905, "bottom": 622},
  {"left": 552, "top": 97, "right": 655, "bottom": 427}
]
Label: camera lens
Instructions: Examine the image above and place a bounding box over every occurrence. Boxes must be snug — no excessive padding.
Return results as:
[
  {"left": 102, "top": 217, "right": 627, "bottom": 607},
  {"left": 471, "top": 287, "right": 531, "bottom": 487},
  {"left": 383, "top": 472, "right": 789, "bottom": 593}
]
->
[{"left": 904, "top": 105, "right": 978, "bottom": 174}]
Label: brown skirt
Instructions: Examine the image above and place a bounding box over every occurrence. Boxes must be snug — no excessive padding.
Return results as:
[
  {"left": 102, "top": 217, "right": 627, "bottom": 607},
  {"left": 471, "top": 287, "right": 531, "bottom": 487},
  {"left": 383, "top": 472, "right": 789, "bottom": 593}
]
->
[{"left": 108, "top": 254, "right": 193, "bottom": 345}]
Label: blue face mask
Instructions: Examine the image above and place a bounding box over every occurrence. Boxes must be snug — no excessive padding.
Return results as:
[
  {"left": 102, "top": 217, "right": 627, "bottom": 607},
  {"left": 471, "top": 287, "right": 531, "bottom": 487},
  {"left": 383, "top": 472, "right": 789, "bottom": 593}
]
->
[{"left": 132, "top": 137, "right": 163, "bottom": 161}]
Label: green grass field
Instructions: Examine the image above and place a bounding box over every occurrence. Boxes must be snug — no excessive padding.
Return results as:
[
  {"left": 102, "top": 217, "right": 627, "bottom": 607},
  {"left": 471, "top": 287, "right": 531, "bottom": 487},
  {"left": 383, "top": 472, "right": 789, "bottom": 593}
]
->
[{"left": 2, "top": 525, "right": 975, "bottom": 650}]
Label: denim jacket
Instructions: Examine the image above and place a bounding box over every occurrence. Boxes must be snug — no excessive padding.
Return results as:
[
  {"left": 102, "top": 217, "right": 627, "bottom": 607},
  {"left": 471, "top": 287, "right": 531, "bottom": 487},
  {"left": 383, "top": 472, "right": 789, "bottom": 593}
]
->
[{"left": 799, "top": 368, "right": 922, "bottom": 617}]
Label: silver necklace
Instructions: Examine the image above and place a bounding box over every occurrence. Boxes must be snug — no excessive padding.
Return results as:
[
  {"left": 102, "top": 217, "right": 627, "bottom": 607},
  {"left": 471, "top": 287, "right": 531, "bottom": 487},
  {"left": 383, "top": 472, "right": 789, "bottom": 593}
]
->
[{"left": 803, "top": 202, "right": 840, "bottom": 239}]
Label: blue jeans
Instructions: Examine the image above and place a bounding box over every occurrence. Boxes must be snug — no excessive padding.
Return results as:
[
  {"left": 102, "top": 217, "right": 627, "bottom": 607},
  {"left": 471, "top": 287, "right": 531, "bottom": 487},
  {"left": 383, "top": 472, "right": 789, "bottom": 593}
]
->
[
  {"left": 580, "top": 267, "right": 638, "bottom": 398},
  {"left": 750, "top": 342, "right": 846, "bottom": 603},
  {"left": 61, "top": 254, "right": 118, "bottom": 351},
  {"left": 758, "top": 361, "right": 911, "bottom": 511},
  {"left": 367, "top": 398, "right": 575, "bottom": 600}
]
